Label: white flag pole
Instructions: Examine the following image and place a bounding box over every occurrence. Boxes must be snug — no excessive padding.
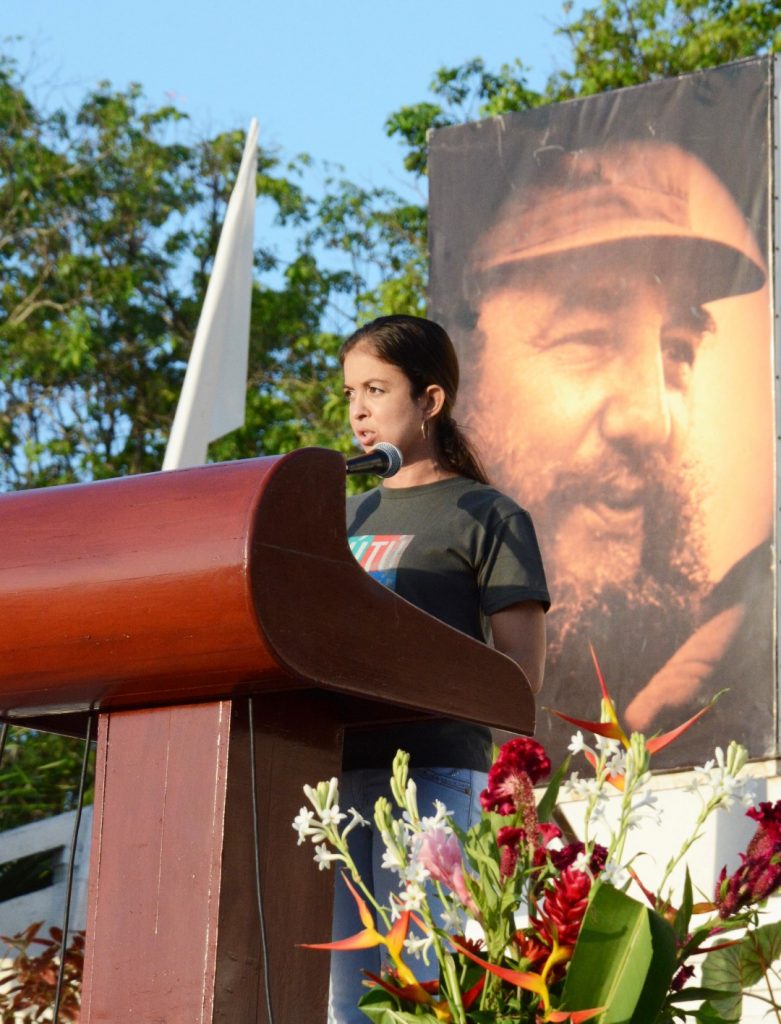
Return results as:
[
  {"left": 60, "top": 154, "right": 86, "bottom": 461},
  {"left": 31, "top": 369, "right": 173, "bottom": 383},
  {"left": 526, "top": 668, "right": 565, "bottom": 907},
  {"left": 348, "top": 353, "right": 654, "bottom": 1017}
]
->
[{"left": 163, "top": 119, "right": 259, "bottom": 470}]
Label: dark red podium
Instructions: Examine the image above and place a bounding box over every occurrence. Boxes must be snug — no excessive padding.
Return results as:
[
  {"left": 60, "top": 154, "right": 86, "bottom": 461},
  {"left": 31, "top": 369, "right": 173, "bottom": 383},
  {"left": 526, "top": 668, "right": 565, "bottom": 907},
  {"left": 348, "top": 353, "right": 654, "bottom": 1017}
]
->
[{"left": 0, "top": 448, "right": 535, "bottom": 1023}]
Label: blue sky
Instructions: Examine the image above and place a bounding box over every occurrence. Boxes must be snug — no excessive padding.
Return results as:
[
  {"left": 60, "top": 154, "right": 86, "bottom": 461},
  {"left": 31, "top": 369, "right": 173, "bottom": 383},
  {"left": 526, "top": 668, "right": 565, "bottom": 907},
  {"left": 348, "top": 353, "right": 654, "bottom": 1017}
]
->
[{"left": 3, "top": 1, "right": 580, "bottom": 194}]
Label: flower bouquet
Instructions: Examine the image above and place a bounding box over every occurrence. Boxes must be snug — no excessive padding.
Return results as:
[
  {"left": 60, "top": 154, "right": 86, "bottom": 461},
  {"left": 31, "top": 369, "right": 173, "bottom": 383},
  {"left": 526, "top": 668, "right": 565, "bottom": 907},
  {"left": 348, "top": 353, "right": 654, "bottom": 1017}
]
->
[{"left": 293, "top": 663, "right": 781, "bottom": 1022}]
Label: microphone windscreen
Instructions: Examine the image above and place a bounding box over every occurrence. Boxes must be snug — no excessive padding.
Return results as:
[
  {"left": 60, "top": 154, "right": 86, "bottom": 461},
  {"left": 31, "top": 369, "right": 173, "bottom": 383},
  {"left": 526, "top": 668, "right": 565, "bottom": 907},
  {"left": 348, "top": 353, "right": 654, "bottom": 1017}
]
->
[{"left": 374, "top": 442, "right": 403, "bottom": 478}]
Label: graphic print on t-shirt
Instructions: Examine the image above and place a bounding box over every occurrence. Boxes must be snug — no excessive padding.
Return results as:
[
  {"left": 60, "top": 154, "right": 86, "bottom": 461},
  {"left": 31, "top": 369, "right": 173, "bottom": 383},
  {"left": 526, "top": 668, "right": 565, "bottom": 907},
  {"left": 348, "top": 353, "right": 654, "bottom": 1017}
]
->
[{"left": 348, "top": 534, "right": 414, "bottom": 590}]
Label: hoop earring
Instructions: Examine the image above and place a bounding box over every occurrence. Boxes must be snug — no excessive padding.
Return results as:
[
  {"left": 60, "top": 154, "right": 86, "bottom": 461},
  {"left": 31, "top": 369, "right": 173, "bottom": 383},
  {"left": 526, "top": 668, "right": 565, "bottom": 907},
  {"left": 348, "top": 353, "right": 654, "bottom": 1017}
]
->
[{"left": 421, "top": 419, "right": 429, "bottom": 441}]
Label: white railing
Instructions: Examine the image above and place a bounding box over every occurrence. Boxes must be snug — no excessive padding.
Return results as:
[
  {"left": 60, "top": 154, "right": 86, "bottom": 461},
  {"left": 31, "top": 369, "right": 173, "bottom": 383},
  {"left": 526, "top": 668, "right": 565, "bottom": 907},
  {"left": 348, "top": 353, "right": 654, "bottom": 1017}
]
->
[{"left": 0, "top": 807, "right": 92, "bottom": 941}]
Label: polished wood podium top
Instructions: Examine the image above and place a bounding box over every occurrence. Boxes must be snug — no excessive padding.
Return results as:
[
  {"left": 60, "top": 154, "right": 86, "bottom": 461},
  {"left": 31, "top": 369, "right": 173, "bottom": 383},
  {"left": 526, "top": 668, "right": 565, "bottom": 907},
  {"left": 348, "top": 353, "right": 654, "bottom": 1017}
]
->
[{"left": 0, "top": 448, "right": 534, "bottom": 735}]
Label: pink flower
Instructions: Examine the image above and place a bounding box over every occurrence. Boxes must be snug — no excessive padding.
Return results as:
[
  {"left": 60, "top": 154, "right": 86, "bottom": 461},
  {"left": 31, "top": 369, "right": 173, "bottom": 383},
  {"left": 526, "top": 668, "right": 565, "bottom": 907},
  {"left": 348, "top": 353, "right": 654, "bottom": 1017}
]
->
[
  {"left": 480, "top": 738, "right": 551, "bottom": 816},
  {"left": 415, "top": 828, "right": 477, "bottom": 914},
  {"left": 715, "top": 800, "right": 781, "bottom": 918}
]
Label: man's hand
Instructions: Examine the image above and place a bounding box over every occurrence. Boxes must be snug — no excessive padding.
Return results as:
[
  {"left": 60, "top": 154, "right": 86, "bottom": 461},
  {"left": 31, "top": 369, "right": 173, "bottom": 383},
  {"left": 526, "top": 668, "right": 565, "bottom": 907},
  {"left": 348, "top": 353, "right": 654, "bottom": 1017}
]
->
[{"left": 625, "top": 604, "right": 743, "bottom": 731}]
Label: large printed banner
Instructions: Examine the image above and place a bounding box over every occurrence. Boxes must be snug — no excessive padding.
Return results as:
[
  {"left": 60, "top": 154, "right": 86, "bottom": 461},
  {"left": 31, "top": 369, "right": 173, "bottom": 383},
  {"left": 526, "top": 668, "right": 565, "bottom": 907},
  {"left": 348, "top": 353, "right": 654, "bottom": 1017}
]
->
[{"left": 429, "top": 58, "right": 776, "bottom": 768}]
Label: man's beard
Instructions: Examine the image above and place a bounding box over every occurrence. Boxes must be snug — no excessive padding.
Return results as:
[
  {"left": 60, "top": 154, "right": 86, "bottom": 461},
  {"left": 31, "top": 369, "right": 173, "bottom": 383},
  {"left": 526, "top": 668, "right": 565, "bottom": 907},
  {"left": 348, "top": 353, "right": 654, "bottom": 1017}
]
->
[{"left": 525, "top": 451, "right": 708, "bottom": 762}]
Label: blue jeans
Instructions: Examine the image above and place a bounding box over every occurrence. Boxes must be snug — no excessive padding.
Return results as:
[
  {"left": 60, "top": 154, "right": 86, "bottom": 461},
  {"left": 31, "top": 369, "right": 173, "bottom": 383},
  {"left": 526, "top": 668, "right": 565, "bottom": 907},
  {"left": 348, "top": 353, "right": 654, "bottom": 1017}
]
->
[{"left": 328, "top": 767, "right": 485, "bottom": 1024}]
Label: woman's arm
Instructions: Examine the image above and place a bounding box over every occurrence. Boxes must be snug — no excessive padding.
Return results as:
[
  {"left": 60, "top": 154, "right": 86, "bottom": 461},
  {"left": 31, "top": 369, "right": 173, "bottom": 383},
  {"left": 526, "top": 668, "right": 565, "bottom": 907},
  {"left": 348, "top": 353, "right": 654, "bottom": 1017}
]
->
[{"left": 489, "top": 601, "right": 546, "bottom": 694}]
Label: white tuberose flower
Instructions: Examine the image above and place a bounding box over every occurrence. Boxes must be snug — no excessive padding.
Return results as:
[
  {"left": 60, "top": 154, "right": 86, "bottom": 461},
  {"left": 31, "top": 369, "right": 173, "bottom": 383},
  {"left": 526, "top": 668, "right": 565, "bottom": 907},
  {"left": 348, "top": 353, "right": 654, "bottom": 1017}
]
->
[
  {"left": 320, "top": 803, "right": 347, "bottom": 827},
  {"left": 391, "top": 883, "right": 426, "bottom": 918},
  {"left": 595, "top": 734, "right": 621, "bottom": 758},
  {"left": 404, "top": 933, "right": 434, "bottom": 962},
  {"left": 688, "top": 742, "right": 751, "bottom": 810},
  {"left": 314, "top": 843, "right": 341, "bottom": 871},
  {"left": 440, "top": 905, "right": 464, "bottom": 931},
  {"left": 292, "top": 806, "right": 319, "bottom": 845},
  {"left": 568, "top": 731, "right": 586, "bottom": 755},
  {"left": 420, "top": 800, "right": 453, "bottom": 832},
  {"left": 601, "top": 862, "right": 629, "bottom": 888},
  {"left": 627, "top": 789, "right": 661, "bottom": 828},
  {"left": 381, "top": 843, "right": 406, "bottom": 875},
  {"left": 343, "top": 807, "right": 369, "bottom": 838}
]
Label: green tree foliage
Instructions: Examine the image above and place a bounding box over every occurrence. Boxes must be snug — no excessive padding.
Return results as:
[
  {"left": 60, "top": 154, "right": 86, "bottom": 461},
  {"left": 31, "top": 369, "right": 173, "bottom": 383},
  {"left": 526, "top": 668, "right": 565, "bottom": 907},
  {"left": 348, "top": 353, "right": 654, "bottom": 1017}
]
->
[
  {"left": 0, "top": 727, "right": 93, "bottom": 832},
  {"left": 386, "top": 0, "right": 781, "bottom": 175},
  {"left": 386, "top": 57, "right": 544, "bottom": 176},
  {"left": 0, "top": 52, "right": 401, "bottom": 490},
  {"left": 1, "top": 68, "right": 196, "bottom": 486},
  {"left": 553, "top": 0, "right": 781, "bottom": 98}
]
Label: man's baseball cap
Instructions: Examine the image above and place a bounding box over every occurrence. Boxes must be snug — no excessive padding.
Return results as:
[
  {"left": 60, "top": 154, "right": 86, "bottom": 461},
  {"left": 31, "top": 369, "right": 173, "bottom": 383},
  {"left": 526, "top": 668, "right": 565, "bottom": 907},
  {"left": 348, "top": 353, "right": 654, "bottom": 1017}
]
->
[{"left": 469, "top": 141, "right": 765, "bottom": 305}]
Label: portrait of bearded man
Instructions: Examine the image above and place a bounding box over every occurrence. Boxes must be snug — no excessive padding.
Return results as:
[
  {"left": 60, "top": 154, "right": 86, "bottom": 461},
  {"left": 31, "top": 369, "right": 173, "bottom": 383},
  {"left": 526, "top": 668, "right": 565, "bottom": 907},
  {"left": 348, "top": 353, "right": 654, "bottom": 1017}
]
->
[{"left": 429, "top": 61, "right": 775, "bottom": 767}]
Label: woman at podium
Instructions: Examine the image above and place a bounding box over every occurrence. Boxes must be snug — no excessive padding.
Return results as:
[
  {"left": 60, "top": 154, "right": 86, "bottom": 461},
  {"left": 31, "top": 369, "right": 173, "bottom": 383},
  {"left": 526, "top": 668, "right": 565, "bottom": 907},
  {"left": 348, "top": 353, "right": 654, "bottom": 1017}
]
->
[{"left": 331, "top": 314, "right": 550, "bottom": 1023}]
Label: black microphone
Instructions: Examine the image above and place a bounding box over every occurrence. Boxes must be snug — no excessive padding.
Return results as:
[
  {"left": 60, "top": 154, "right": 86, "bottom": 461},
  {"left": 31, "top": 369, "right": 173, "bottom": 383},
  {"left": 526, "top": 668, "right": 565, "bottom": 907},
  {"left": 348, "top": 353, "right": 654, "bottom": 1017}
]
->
[{"left": 345, "top": 442, "right": 403, "bottom": 478}]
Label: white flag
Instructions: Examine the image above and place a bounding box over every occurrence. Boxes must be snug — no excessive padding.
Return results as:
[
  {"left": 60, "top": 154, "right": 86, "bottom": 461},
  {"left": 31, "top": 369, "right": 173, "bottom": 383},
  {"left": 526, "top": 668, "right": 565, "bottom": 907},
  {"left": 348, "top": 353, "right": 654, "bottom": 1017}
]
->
[{"left": 163, "top": 119, "right": 258, "bottom": 470}]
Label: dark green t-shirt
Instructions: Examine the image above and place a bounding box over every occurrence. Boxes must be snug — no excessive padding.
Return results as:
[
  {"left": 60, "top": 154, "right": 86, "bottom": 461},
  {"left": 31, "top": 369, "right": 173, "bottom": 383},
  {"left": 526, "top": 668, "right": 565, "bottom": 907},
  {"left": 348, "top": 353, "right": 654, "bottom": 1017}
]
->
[{"left": 343, "top": 476, "right": 550, "bottom": 769}]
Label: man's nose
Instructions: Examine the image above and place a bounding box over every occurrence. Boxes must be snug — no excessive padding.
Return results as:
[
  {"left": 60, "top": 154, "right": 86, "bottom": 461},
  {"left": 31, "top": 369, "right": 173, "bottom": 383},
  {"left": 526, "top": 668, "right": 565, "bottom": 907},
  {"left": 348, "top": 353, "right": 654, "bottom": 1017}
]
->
[{"left": 599, "top": 342, "right": 673, "bottom": 450}]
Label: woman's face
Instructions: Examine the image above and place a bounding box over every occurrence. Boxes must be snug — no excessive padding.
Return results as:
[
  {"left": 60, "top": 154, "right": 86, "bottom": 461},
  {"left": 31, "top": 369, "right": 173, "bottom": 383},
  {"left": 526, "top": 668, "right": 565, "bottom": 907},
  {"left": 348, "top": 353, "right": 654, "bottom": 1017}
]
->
[{"left": 342, "top": 343, "right": 429, "bottom": 459}]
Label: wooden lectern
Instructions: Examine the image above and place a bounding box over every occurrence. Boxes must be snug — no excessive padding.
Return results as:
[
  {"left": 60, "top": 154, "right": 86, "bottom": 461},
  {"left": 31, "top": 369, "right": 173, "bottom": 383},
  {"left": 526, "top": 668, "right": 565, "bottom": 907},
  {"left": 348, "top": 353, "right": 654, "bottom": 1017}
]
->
[{"left": 0, "top": 448, "right": 535, "bottom": 1023}]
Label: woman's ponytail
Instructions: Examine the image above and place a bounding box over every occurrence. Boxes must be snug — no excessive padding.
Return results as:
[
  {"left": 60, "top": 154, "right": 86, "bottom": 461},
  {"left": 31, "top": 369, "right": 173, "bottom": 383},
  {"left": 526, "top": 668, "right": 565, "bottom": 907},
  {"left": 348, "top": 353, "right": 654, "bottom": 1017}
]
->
[{"left": 436, "top": 414, "right": 489, "bottom": 485}]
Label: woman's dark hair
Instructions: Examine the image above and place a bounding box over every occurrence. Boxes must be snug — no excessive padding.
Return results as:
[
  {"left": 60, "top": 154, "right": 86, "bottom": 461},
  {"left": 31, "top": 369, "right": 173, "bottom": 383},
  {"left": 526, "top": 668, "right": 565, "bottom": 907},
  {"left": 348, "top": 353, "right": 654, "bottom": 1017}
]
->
[{"left": 340, "top": 314, "right": 489, "bottom": 485}]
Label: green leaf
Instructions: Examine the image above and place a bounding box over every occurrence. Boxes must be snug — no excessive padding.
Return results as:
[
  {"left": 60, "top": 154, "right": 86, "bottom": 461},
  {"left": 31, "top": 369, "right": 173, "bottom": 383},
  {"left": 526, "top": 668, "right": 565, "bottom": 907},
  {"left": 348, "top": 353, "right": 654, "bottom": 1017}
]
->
[
  {"left": 693, "top": 1004, "right": 738, "bottom": 1024},
  {"left": 562, "top": 883, "right": 676, "bottom": 1023},
  {"left": 701, "top": 920, "right": 781, "bottom": 1021},
  {"left": 672, "top": 868, "right": 693, "bottom": 944},
  {"left": 357, "top": 985, "right": 439, "bottom": 1023},
  {"left": 741, "top": 919, "right": 781, "bottom": 979},
  {"left": 537, "top": 753, "right": 570, "bottom": 823},
  {"left": 359, "top": 1009, "right": 439, "bottom": 1024},
  {"left": 700, "top": 944, "right": 744, "bottom": 1022},
  {"left": 667, "top": 986, "right": 735, "bottom": 1003}
]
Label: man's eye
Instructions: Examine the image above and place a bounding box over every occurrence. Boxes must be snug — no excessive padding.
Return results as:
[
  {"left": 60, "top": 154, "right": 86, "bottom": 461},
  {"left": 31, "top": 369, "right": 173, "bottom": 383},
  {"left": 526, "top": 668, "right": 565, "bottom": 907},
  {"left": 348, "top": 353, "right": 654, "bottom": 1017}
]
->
[
  {"left": 663, "top": 335, "right": 698, "bottom": 390},
  {"left": 343, "top": 390, "right": 354, "bottom": 402},
  {"left": 368, "top": 385, "right": 384, "bottom": 395},
  {"left": 543, "top": 329, "right": 612, "bottom": 359},
  {"left": 560, "top": 330, "right": 609, "bottom": 347},
  {"left": 663, "top": 337, "right": 696, "bottom": 367}
]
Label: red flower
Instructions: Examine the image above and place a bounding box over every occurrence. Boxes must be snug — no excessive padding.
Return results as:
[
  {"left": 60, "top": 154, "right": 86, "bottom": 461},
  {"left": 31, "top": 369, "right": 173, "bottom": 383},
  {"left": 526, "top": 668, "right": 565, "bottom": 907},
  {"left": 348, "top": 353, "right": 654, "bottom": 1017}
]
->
[
  {"left": 541, "top": 840, "right": 607, "bottom": 880},
  {"left": 671, "top": 964, "right": 695, "bottom": 992},
  {"left": 715, "top": 800, "right": 781, "bottom": 918},
  {"left": 548, "top": 840, "right": 583, "bottom": 872},
  {"left": 513, "top": 929, "right": 550, "bottom": 970},
  {"left": 588, "top": 844, "right": 608, "bottom": 875},
  {"left": 451, "top": 933, "right": 485, "bottom": 955},
  {"left": 539, "top": 822, "right": 562, "bottom": 846},
  {"left": 481, "top": 738, "right": 551, "bottom": 816},
  {"left": 500, "top": 821, "right": 565, "bottom": 877},
  {"left": 500, "top": 737, "right": 552, "bottom": 784},
  {"left": 533, "top": 867, "right": 593, "bottom": 952},
  {"left": 532, "top": 824, "right": 564, "bottom": 868},
  {"left": 497, "top": 826, "right": 526, "bottom": 878},
  {"left": 746, "top": 801, "right": 781, "bottom": 858}
]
